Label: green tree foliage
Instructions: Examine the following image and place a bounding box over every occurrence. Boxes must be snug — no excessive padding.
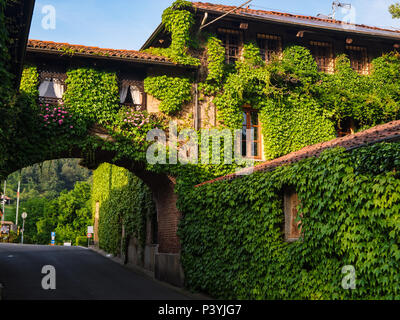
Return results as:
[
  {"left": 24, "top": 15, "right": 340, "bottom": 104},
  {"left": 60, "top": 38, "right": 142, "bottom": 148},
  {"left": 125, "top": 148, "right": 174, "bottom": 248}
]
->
[
  {"left": 6, "top": 159, "right": 92, "bottom": 201},
  {"left": 54, "top": 181, "right": 92, "bottom": 244},
  {"left": 390, "top": 3, "right": 400, "bottom": 18},
  {"left": 20, "top": 181, "right": 92, "bottom": 245},
  {"left": 178, "top": 142, "right": 400, "bottom": 300}
]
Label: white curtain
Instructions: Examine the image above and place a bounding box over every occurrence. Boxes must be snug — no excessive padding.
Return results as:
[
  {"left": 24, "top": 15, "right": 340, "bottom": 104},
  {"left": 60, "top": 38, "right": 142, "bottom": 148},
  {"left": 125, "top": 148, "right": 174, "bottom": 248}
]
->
[
  {"left": 130, "top": 86, "right": 142, "bottom": 105},
  {"left": 53, "top": 79, "right": 64, "bottom": 98},
  {"left": 38, "top": 80, "right": 51, "bottom": 97},
  {"left": 119, "top": 84, "right": 129, "bottom": 103}
]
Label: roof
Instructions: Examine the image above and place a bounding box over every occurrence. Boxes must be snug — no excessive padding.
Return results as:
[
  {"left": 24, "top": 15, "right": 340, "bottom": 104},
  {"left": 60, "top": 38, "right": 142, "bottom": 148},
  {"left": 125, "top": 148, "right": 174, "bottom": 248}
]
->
[
  {"left": 192, "top": 2, "right": 400, "bottom": 40},
  {"left": 1, "top": 222, "right": 14, "bottom": 226},
  {"left": 195, "top": 120, "right": 400, "bottom": 188},
  {"left": 27, "top": 40, "right": 190, "bottom": 67}
]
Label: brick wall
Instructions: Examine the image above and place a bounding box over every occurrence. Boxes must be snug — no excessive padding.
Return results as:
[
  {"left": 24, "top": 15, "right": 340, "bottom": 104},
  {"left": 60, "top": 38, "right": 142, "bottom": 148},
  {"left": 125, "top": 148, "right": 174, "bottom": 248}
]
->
[
  {"left": 153, "top": 177, "right": 181, "bottom": 254},
  {"left": 134, "top": 170, "right": 181, "bottom": 254}
]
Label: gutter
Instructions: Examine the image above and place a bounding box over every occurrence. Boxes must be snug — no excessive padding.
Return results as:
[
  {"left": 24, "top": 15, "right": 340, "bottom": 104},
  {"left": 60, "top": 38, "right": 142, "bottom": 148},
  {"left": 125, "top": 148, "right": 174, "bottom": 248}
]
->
[{"left": 195, "top": 7, "right": 400, "bottom": 41}]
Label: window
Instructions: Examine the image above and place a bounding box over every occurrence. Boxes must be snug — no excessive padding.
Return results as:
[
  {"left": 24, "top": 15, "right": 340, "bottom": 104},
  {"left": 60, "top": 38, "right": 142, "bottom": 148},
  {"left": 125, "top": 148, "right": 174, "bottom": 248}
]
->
[
  {"left": 257, "top": 34, "right": 282, "bottom": 63},
  {"left": 346, "top": 45, "right": 369, "bottom": 75},
  {"left": 310, "top": 41, "right": 334, "bottom": 73},
  {"left": 337, "top": 118, "right": 356, "bottom": 137},
  {"left": 218, "top": 28, "right": 241, "bottom": 64},
  {"left": 284, "top": 191, "right": 302, "bottom": 242},
  {"left": 242, "top": 107, "right": 262, "bottom": 159},
  {"left": 120, "top": 85, "right": 143, "bottom": 108},
  {"left": 38, "top": 78, "right": 64, "bottom": 102}
]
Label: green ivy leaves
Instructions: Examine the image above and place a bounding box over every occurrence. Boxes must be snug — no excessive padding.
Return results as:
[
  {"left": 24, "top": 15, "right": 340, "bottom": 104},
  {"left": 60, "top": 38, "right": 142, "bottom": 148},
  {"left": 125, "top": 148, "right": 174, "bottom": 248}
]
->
[
  {"left": 64, "top": 68, "right": 120, "bottom": 126},
  {"left": 178, "top": 143, "right": 400, "bottom": 300},
  {"left": 144, "top": 75, "right": 192, "bottom": 115},
  {"left": 93, "top": 163, "right": 155, "bottom": 256},
  {"left": 144, "top": 0, "right": 200, "bottom": 66}
]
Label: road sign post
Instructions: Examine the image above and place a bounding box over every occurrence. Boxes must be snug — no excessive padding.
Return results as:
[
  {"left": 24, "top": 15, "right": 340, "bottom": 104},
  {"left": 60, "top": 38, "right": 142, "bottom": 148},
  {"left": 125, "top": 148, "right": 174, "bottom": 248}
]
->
[
  {"left": 21, "top": 212, "right": 27, "bottom": 244},
  {"left": 87, "top": 226, "right": 93, "bottom": 247}
]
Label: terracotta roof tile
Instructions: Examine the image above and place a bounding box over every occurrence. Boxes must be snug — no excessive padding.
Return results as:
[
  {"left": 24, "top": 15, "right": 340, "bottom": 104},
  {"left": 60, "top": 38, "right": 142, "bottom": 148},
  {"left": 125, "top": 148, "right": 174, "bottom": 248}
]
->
[
  {"left": 193, "top": 2, "right": 400, "bottom": 37},
  {"left": 27, "top": 39, "right": 176, "bottom": 65},
  {"left": 195, "top": 120, "right": 400, "bottom": 188}
]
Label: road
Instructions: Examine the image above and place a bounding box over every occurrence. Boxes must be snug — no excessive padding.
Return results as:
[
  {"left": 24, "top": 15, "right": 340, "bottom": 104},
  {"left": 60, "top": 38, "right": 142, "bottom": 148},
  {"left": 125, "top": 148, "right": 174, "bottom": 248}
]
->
[{"left": 0, "top": 243, "right": 190, "bottom": 300}]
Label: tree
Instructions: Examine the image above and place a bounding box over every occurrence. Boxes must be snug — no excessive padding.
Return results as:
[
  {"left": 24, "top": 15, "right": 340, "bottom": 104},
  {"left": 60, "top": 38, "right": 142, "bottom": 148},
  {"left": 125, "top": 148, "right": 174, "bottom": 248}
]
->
[
  {"left": 21, "top": 181, "right": 92, "bottom": 245},
  {"left": 54, "top": 181, "right": 92, "bottom": 245},
  {"left": 6, "top": 159, "right": 92, "bottom": 201},
  {"left": 389, "top": 3, "right": 400, "bottom": 18}
]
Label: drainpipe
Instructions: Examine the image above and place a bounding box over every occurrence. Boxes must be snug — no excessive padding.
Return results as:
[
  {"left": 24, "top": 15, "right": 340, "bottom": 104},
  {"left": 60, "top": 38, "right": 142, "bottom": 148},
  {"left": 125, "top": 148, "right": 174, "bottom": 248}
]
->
[{"left": 194, "top": 83, "right": 199, "bottom": 130}]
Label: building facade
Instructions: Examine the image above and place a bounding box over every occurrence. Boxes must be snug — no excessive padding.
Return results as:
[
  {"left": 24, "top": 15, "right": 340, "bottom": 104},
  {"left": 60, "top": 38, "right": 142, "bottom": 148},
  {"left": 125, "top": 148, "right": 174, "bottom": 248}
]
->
[{"left": 22, "top": 1, "right": 400, "bottom": 288}]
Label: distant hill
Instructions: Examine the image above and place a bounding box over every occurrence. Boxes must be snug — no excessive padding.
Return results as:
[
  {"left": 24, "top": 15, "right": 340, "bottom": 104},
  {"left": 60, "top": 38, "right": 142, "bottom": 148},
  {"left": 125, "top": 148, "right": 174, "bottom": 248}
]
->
[{"left": 3, "top": 159, "right": 92, "bottom": 202}]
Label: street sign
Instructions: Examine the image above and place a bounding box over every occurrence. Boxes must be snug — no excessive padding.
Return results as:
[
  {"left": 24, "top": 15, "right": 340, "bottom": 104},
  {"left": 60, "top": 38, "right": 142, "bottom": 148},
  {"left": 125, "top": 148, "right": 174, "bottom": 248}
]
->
[
  {"left": 87, "top": 226, "right": 94, "bottom": 234},
  {"left": 87, "top": 233, "right": 92, "bottom": 238},
  {"left": 21, "top": 212, "right": 27, "bottom": 219}
]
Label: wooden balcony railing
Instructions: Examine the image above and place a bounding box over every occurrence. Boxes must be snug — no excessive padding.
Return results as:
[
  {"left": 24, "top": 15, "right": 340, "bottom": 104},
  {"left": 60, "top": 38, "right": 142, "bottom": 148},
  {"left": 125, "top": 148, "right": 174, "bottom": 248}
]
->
[
  {"left": 120, "top": 103, "right": 145, "bottom": 111},
  {"left": 39, "top": 97, "right": 63, "bottom": 105}
]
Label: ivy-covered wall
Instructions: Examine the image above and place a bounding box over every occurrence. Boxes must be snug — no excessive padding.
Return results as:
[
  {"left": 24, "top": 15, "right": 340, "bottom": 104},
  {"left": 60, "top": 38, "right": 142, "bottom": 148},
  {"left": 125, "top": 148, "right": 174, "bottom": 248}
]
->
[
  {"left": 178, "top": 142, "right": 400, "bottom": 300},
  {"left": 143, "top": 1, "right": 400, "bottom": 161},
  {"left": 92, "top": 163, "right": 156, "bottom": 257}
]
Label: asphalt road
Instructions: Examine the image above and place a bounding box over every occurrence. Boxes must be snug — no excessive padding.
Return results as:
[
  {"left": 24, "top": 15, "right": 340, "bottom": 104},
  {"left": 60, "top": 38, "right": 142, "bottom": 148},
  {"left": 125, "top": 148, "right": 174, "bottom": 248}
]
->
[{"left": 0, "top": 243, "right": 190, "bottom": 300}]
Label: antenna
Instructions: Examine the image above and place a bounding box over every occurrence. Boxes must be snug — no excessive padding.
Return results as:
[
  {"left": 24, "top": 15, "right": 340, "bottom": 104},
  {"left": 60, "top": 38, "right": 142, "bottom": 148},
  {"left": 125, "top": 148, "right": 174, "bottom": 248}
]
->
[
  {"left": 331, "top": 1, "right": 352, "bottom": 20},
  {"left": 317, "top": 2, "right": 351, "bottom": 20},
  {"left": 200, "top": 0, "right": 253, "bottom": 30}
]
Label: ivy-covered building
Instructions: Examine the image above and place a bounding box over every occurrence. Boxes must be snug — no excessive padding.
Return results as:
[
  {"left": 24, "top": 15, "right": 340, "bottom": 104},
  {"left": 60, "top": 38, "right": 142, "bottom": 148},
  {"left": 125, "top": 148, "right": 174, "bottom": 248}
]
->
[{"left": 14, "top": 0, "right": 400, "bottom": 296}]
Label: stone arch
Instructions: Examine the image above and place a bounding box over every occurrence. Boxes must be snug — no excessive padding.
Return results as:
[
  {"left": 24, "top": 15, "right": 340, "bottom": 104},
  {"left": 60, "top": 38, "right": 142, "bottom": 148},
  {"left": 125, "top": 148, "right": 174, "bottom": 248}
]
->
[{"left": 3, "top": 137, "right": 184, "bottom": 287}]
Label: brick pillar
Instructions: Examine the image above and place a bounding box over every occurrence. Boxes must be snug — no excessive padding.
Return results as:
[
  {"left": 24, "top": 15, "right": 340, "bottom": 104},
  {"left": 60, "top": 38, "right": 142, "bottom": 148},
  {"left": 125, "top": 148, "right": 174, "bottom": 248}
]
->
[
  {"left": 153, "top": 176, "right": 181, "bottom": 254},
  {"left": 134, "top": 171, "right": 184, "bottom": 287},
  {"left": 94, "top": 201, "right": 100, "bottom": 244}
]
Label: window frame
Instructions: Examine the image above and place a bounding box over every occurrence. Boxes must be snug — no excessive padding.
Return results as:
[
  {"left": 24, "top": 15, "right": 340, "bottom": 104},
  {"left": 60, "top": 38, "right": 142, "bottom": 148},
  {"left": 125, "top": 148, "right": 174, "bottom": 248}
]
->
[
  {"left": 345, "top": 45, "right": 370, "bottom": 75},
  {"left": 257, "top": 33, "right": 282, "bottom": 63},
  {"left": 309, "top": 41, "right": 335, "bottom": 73},
  {"left": 242, "top": 106, "right": 262, "bottom": 160},
  {"left": 217, "top": 28, "right": 242, "bottom": 65},
  {"left": 284, "top": 190, "right": 302, "bottom": 242}
]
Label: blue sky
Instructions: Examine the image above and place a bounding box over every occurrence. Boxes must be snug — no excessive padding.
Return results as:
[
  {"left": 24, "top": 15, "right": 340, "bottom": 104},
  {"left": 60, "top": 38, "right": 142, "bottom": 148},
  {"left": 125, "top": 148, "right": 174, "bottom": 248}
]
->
[{"left": 29, "top": 0, "right": 400, "bottom": 51}]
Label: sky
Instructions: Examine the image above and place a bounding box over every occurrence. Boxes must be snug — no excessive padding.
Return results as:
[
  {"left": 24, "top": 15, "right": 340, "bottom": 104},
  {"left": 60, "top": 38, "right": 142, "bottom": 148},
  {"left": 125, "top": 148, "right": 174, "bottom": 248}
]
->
[{"left": 29, "top": 0, "right": 400, "bottom": 51}]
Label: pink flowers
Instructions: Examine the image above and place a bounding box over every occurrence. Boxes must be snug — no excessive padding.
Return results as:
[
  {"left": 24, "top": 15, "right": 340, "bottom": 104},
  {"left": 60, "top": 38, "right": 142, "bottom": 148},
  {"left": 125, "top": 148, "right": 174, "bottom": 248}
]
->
[
  {"left": 122, "top": 108, "right": 152, "bottom": 129},
  {"left": 40, "top": 104, "right": 74, "bottom": 129}
]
